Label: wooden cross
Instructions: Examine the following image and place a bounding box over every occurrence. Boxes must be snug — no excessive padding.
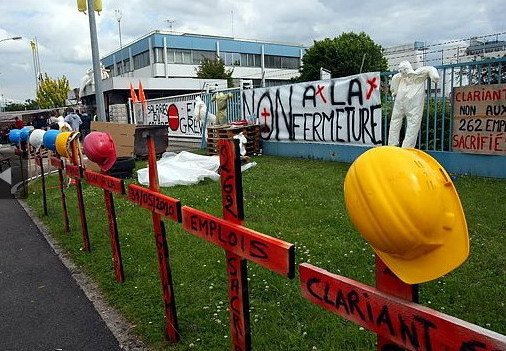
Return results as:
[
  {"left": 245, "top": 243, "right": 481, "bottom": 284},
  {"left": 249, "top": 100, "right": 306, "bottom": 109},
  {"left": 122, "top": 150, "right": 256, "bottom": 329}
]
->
[
  {"left": 299, "top": 263, "right": 506, "bottom": 351},
  {"left": 126, "top": 135, "right": 181, "bottom": 343},
  {"left": 65, "top": 163, "right": 90, "bottom": 251},
  {"left": 84, "top": 169, "right": 126, "bottom": 283},
  {"left": 182, "top": 139, "right": 295, "bottom": 351},
  {"left": 375, "top": 257, "right": 418, "bottom": 351},
  {"left": 34, "top": 151, "right": 48, "bottom": 216},
  {"left": 50, "top": 156, "right": 70, "bottom": 233}
]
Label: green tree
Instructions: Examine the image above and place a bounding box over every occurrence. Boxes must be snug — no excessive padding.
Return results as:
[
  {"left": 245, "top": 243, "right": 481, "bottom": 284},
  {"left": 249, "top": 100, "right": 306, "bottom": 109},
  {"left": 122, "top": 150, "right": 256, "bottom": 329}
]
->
[
  {"left": 4, "top": 99, "right": 39, "bottom": 111},
  {"left": 196, "top": 58, "right": 234, "bottom": 87},
  {"left": 24, "top": 99, "right": 39, "bottom": 110},
  {"left": 36, "top": 73, "right": 69, "bottom": 108},
  {"left": 298, "top": 32, "right": 388, "bottom": 82}
]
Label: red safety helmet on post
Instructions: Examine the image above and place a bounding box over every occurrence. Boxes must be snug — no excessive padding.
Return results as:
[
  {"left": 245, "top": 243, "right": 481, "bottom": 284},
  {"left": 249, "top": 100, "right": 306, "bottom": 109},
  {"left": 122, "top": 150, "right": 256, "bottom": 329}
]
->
[{"left": 82, "top": 132, "right": 117, "bottom": 172}]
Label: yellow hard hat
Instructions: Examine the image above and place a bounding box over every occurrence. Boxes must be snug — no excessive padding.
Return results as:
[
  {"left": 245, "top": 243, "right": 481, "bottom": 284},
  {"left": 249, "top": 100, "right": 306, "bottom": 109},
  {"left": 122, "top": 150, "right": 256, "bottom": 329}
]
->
[
  {"left": 55, "top": 131, "right": 80, "bottom": 158},
  {"left": 344, "top": 146, "right": 469, "bottom": 284}
]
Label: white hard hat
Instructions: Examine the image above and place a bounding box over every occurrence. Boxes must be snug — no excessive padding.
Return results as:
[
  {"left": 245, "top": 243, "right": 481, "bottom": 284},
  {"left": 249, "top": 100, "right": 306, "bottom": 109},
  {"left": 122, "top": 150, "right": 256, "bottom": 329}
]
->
[{"left": 29, "top": 129, "right": 46, "bottom": 151}]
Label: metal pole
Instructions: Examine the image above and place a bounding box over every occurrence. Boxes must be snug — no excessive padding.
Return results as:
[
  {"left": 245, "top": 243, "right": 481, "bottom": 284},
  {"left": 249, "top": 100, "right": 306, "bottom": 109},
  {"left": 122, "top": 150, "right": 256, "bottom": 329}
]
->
[
  {"left": 35, "top": 37, "right": 42, "bottom": 80},
  {"left": 115, "top": 10, "right": 123, "bottom": 50},
  {"left": 0, "top": 73, "right": 3, "bottom": 112},
  {"left": 30, "top": 40, "right": 39, "bottom": 97},
  {"left": 359, "top": 53, "right": 366, "bottom": 74},
  {"left": 261, "top": 45, "right": 265, "bottom": 88},
  {"left": 118, "top": 22, "right": 123, "bottom": 77},
  {"left": 118, "top": 20, "right": 122, "bottom": 50},
  {"left": 87, "top": 0, "right": 106, "bottom": 121},
  {"left": 115, "top": 10, "right": 123, "bottom": 78}
]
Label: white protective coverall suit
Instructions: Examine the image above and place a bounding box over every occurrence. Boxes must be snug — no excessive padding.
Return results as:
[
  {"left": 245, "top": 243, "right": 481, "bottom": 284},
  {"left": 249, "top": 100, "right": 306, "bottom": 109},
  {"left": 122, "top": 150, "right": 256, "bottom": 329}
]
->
[
  {"left": 193, "top": 96, "right": 216, "bottom": 125},
  {"left": 388, "top": 60, "right": 440, "bottom": 148},
  {"left": 194, "top": 96, "right": 216, "bottom": 138},
  {"left": 212, "top": 92, "right": 233, "bottom": 125}
]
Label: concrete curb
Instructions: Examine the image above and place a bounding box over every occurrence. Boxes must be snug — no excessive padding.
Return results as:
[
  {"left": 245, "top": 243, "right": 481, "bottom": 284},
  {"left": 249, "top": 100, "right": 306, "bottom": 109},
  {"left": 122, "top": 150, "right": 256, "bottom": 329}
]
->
[{"left": 18, "top": 199, "right": 149, "bottom": 351}]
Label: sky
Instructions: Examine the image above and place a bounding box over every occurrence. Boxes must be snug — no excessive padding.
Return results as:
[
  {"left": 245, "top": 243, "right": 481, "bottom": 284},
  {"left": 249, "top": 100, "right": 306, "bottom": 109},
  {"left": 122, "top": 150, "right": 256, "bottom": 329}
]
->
[{"left": 0, "top": 0, "right": 504, "bottom": 103}]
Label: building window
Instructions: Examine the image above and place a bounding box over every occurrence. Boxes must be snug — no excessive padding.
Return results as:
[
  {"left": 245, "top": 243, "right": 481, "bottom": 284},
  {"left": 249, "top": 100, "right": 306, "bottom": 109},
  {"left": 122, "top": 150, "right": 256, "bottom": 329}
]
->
[
  {"left": 167, "top": 49, "right": 175, "bottom": 63},
  {"left": 167, "top": 49, "right": 192, "bottom": 64},
  {"left": 265, "top": 80, "right": 290, "bottom": 87},
  {"left": 222, "top": 52, "right": 241, "bottom": 66},
  {"left": 264, "top": 55, "right": 281, "bottom": 68},
  {"left": 192, "top": 50, "right": 217, "bottom": 64},
  {"left": 118, "top": 59, "right": 130, "bottom": 75},
  {"left": 154, "top": 48, "right": 164, "bottom": 63},
  {"left": 133, "top": 51, "right": 150, "bottom": 69},
  {"left": 180, "top": 50, "right": 192, "bottom": 64},
  {"left": 105, "top": 65, "right": 114, "bottom": 77},
  {"left": 264, "top": 55, "right": 300, "bottom": 69},
  {"left": 240, "top": 53, "right": 261, "bottom": 67},
  {"left": 281, "top": 56, "right": 300, "bottom": 69}
]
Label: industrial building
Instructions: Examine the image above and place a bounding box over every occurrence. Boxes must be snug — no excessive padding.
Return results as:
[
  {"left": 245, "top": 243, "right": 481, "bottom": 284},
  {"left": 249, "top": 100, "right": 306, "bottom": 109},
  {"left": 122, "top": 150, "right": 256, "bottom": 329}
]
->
[{"left": 79, "top": 30, "right": 306, "bottom": 120}]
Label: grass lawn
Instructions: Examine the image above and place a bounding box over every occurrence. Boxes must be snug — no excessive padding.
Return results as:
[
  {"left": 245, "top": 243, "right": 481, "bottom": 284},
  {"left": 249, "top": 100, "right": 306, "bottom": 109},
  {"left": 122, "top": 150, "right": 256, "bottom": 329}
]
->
[{"left": 26, "top": 154, "right": 505, "bottom": 350}]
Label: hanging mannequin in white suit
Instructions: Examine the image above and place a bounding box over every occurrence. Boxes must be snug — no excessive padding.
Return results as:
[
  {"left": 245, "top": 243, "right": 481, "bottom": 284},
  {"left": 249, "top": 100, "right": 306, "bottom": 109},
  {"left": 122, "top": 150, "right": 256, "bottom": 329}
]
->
[{"left": 388, "top": 60, "right": 440, "bottom": 148}]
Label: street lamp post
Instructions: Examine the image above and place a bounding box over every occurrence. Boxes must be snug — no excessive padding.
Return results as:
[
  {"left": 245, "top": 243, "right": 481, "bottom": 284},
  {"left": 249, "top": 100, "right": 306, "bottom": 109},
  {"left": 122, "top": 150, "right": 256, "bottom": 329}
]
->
[
  {"left": 30, "top": 38, "right": 42, "bottom": 96},
  {"left": 114, "top": 9, "right": 123, "bottom": 77},
  {"left": 0, "top": 72, "right": 4, "bottom": 112},
  {"left": 86, "top": 0, "right": 106, "bottom": 121},
  {"left": 115, "top": 10, "right": 123, "bottom": 50},
  {"left": 0, "top": 36, "right": 22, "bottom": 44}
]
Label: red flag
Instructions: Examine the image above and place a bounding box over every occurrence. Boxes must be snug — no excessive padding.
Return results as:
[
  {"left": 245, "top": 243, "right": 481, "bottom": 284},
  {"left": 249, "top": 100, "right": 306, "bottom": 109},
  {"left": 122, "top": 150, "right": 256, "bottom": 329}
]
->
[
  {"left": 129, "top": 83, "right": 138, "bottom": 103},
  {"left": 138, "top": 81, "right": 146, "bottom": 105}
]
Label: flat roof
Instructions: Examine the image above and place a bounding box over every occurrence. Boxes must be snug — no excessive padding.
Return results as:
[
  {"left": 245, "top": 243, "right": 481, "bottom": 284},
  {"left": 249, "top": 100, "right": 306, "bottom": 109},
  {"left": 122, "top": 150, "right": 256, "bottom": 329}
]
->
[{"left": 102, "top": 30, "right": 306, "bottom": 66}]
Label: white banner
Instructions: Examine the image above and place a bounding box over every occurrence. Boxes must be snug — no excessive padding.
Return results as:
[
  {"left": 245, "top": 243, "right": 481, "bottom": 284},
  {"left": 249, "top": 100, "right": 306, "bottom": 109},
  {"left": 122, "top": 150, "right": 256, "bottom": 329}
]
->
[
  {"left": 241, "top": 73, "right": 383, "bottom": 145},
  {"left": 137, "top": 95, "right": 203, "bottom": 138}
]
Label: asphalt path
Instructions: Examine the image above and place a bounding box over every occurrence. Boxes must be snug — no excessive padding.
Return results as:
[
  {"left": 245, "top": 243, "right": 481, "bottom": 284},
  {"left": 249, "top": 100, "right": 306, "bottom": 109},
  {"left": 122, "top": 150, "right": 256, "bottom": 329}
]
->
[{"left": 0, "top": 199, "right": 122, "bottom": 351}]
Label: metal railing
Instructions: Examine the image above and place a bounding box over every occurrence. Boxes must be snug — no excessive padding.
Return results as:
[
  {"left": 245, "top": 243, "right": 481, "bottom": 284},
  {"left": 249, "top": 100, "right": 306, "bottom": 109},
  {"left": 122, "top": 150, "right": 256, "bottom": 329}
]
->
[
  {"left": 132, "top": 87, "right": 243, "bottom": 127},
  {"left": 200, "top": 87, "right": 243, "bottom": 123},
  {"left": 132, "top": 57, "right": 506, "bottom": 153}
]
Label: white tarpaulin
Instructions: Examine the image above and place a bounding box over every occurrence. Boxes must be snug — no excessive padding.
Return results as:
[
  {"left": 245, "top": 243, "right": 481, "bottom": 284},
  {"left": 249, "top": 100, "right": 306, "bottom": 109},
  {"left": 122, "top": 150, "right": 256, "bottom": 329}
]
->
[
  {"left": 137, "top": 151, "right": 257, "bottom": 187},
  {"left": 137, "top": 151, "right": 220, "bottom": 187}
]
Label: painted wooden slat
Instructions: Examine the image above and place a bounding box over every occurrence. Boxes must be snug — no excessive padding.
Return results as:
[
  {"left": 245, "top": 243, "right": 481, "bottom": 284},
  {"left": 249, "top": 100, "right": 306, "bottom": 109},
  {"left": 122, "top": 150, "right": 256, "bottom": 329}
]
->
[
  {"left": 299, "top": 263, "right": 506, "bottom": 351},
  {"left": 182, "top": 206, "right": 295, "bottom": 278},
  {"left": 127, "top": 183, "right": 182, "bottom": 223},
  {"left": 84, "top": 169, "right": 125, "bottom": 194}
]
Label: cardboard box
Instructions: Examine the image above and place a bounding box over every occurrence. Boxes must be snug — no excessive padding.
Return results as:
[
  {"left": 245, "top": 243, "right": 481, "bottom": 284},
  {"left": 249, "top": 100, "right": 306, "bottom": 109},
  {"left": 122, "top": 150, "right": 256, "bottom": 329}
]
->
[
  {"left": 82, "top": 155, "right": 100, "bottom": 172},
  {"left": 91, "top": 121, "right": 135, "bottom": 158},
  {"left": 85, "top": 121, "right": 136, "bottom": 172}
]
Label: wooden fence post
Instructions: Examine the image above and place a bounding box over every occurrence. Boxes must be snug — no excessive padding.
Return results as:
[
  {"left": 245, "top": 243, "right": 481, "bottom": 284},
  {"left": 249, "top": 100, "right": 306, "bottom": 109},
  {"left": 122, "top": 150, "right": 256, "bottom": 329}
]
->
[
  {"left": 65, "top": 163, "right": 89, "bottom": 251},
  {"left": 50, "top": 156, "right": 70, "bottom": 233},
  {"left": 219, "top": 139, "right": 251, "bottom": 351},
  {"left": 146, "top": 135, "right": 180, "bottom": 342},
  {"left": 181, "top": 139, "right": 295, "bottom": 350},
  {"left": 376, "top": 256, "right": 418, "bottom": 351},
  {"left": 35, "top": 152, "right": 48, "bottom": 215},
  {"left": 84, "top": 169, "right": 126, "bottom": 283}
]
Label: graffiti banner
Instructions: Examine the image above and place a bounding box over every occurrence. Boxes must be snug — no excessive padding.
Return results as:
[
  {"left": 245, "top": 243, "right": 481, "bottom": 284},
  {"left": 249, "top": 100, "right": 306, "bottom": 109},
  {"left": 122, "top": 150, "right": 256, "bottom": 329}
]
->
[
  {"left": 242, "top": 73, "right": 383, "bottom": 145},
  {"left": 136, "top": 94, "right": 203, "bottom": 139}
]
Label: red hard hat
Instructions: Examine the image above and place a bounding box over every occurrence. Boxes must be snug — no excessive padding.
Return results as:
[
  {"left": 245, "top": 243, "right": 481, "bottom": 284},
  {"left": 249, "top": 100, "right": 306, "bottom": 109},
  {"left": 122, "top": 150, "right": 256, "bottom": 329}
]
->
[{"left": 82, "top": 132, "right": 117, "bottom": 172}]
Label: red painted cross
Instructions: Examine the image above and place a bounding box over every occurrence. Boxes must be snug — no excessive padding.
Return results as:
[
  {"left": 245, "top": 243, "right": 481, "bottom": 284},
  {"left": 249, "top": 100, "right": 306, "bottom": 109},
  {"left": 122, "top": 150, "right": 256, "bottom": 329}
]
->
[
  {"left": 260, "top": 107, "right": 270, "bottom": 121},
  {"left": 366, "top": 77, "right": 378, "bottom": 100},
  {"left": 316, "top": 85, "right": 327, "bottom": 103}
]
